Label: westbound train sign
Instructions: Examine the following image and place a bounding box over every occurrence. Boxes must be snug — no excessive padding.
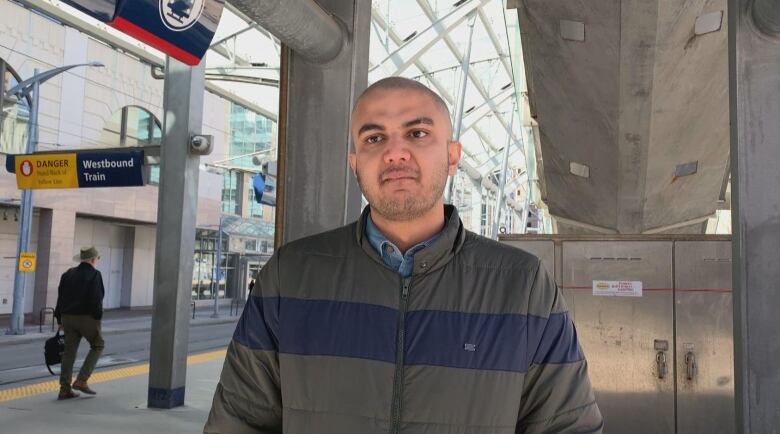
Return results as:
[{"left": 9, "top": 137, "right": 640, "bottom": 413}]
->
[
  {"left": 6, "top": 149, "right": 145, "bottom": 189},
  {"left": 60, "top": 0, "right": 225, "bottom": 65}
]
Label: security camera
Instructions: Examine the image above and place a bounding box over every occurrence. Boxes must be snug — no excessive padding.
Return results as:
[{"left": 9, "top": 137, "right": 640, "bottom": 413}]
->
[{"left": 189, "top": 134, "right": 213, "bottom": 155}]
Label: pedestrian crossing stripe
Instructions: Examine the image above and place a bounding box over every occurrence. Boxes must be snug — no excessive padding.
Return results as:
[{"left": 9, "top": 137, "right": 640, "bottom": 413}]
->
[{"left": 0, "top": 348, "right": 226, "bottom": 402}]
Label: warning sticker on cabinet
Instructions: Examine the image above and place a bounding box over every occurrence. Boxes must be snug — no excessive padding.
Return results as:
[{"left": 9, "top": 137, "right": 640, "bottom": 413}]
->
[{"left": 592, "top": 280, "right": 643, "bottom": 297}]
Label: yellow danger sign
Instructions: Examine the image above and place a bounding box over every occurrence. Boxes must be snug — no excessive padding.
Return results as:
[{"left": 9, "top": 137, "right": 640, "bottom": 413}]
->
[
  {"left": 19, "top": 252, "right": 36, "bottom": 272},
  {"left": 15, "top": 153, "right": 79, "bottom": 189}
]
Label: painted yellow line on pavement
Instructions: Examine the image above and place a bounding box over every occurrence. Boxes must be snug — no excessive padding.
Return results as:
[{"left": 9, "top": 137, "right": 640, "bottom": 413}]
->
[{"left": 0, "top": 349, "right": 226, "bottom": 403}]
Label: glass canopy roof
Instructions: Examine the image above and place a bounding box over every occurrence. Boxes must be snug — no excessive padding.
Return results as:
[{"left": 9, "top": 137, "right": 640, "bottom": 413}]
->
[{"left": 42, "top": 0, "right": 535, "bottom": 234}]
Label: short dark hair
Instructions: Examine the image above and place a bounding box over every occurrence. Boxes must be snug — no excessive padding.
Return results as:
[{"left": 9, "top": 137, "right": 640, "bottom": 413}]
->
[{"left": 352, "top": 77, "right": 453, "bottom": 133}]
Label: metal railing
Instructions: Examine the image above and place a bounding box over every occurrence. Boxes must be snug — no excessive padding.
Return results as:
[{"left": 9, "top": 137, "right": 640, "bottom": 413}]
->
[
  {"left": 39, "top": 307, "right": 55, "bottom": 333},
  {"left": 230, "top": 298, "right": 243, "bottom": 317}
]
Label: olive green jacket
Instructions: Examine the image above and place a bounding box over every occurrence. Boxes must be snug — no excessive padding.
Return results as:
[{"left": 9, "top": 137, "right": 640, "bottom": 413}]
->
[{"left": 205, "top": 206, "right": 602, "bottom": 434}]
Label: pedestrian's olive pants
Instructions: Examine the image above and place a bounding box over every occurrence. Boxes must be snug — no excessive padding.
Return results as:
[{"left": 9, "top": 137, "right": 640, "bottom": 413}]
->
[{"left": 60, "top": 314, "right": 104, "bottom": 392}]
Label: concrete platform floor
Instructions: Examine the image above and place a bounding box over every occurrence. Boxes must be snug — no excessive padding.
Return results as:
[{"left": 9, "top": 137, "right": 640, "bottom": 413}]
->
[{"left": 0, "top": 348, "right": 226, "bottom": 434}]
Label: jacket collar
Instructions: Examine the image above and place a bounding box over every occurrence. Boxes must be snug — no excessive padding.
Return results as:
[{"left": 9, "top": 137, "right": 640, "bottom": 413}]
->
[{"left": 355, "top": 204, "right": 466, "bottom": 276}]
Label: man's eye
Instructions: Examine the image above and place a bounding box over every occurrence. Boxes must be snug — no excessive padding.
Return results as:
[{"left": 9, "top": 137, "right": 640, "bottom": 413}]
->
[
  {"left": 366, "top": 135, "right": 384, "bottom": 144},
  {"left": 410, "top": 130, "right": 428, "bottom": 138}
]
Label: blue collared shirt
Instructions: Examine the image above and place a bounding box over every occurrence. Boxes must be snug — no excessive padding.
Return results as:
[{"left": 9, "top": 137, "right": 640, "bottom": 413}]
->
[{"left": 365, "top": 214, "right": 441, "bottom": 278}]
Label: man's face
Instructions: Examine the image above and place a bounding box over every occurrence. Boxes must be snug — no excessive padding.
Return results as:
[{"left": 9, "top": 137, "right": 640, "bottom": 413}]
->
[{"left": 349, "top": 88, "right": 461, "bottom": 221}]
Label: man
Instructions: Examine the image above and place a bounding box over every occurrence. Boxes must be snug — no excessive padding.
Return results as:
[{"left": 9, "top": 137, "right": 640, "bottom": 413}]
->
[
  {"left": 54, "top": 246, "right": 105, "bottom": 400},
  {"left": 205, "top": 77, "right": 602, "bottom": 433}
]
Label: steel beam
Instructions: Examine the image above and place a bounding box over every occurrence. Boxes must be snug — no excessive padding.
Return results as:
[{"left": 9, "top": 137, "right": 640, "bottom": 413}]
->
[
  {"left": 461, "top": 87, "right": 514, "bottom": 133},
  {"left": 369, "top": 0, "right": 490, "bottom": 80},
  {"left": 416, "top": 0, "right": 521, "bottom": 146},
  {"left": 491, "top": 102, "right": 516, "bottom": 239},
  {"left": 147, "top": 57, "right": 205, "bottom": 409}
]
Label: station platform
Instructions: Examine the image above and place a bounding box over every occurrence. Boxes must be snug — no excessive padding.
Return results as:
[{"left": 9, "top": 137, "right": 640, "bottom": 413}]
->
[{"left": 0, "top": 348, "right": 225, "bottom": 433}]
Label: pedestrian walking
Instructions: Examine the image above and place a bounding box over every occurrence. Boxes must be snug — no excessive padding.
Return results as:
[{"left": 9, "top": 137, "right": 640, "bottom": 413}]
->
[{"left": 54, "top": 246, "right": 105, "bottom": 400}]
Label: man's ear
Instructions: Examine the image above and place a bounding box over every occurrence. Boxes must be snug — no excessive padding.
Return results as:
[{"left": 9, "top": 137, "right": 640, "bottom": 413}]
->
[
  {"left": 447, "top": 140, "right": 462, "bottom": 176},
  {"left": 348, "top": 152, "right": 357, "bottom": 176}
]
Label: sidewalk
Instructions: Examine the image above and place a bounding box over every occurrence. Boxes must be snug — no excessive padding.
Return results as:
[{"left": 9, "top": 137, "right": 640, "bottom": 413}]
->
[
  {"left": 0, "top": 348, "right": 225, "bottom": 434},
  {"left": 0, "top": 303, "right": 244, "bottom": 346}
]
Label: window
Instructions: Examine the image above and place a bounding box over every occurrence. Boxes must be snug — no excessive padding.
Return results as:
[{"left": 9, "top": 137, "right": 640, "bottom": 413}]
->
[
  {"left": 229, "top": 103, "right": 275, "bottom": 168},
  {"left": 100, "top": 106, "right": 163, "bottom": 184},
  {"left": 0, "top": 59, "right": 31, "bottom": 154},
  {"left": 249, "top": 195, "right": 264, "bottom": 218},
  {"left": 101, "top": 106, "right": 162, "bottom": 148},
  {"left": 245, "top": 239, "right": 257, "bottom": 251},
  {"left": 222, "top": 171, "right": 239, "bottom": 214}
]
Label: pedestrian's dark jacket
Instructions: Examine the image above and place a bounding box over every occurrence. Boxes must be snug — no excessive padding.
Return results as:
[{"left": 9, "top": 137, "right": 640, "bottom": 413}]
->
[
  {"left": 205, "top": 205, "right": 602, "bottom": 434},
  {"left": 54, "top": 262, "right": 105, "bottom": 324}
]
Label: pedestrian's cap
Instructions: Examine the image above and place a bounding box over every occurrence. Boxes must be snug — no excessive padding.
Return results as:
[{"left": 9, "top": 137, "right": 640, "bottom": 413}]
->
[{"left": 73, "top": 246, "right": 100, "bottom": 262}]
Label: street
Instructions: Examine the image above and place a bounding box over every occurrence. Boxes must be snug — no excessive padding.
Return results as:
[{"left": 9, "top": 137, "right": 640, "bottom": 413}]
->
[{"left": 0, "top": 321, "right": 236, "bottom": 386}]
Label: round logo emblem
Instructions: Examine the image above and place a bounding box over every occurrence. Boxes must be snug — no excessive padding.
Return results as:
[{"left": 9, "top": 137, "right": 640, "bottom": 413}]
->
[
  {"left": 20, "top": 160, "right": 33, "bottom": 177},
  {"left": 159, "top": 0, "right": 205, "bottom": 32},
  {"left": 22, "top": 260, "right": 32, "bottom": 269}
]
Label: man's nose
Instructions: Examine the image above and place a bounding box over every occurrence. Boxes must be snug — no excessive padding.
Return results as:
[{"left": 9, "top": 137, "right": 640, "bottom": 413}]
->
[{"left": 383, "top": 135, "right": 411, "bottom": 163}]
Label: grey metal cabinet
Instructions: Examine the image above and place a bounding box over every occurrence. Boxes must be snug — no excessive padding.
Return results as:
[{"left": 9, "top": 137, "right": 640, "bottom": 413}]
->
[
  {"left": 563, "top": 240, "right": 676, "bottom": 434},
  {"left": 501, "top": 235, "right": 734, "bottom": 434},
  {"left": 674, "top": 241, "right": 734, "bottom": 434}
]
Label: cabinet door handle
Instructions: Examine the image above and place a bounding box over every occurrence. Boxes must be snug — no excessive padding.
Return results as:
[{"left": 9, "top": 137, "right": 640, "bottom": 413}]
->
[
  {"left": 656, "top": 351, "right": 668, "bottom": 379},
  {"left": 685, "top": 351, "right": 697, "bottom": 380}
]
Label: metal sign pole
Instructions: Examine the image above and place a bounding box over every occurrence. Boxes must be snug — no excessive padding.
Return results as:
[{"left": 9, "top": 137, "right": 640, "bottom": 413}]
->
[{"left": 7, "top": 70, "right": 38, "bottom": 335}]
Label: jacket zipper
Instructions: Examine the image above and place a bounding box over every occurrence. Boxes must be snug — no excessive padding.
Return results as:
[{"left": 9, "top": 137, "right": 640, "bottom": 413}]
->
[{"left": 390, "top": 277, "right": 412, "bottom": 434}]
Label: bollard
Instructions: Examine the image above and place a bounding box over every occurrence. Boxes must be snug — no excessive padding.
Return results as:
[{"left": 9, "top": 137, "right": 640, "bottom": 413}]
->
[{"left": 39, "top": 307, "right": 55, "bottom": 333}]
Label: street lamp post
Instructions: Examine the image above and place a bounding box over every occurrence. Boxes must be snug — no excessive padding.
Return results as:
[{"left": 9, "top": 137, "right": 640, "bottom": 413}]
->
[{"left": 5, "top": 62, "right": 104, "bottom": 335}]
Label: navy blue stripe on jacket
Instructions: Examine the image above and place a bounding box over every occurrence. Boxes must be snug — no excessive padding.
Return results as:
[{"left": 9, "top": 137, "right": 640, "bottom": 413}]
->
[{"left": 233, "top": 296, "right": 583, "bottom": 371}]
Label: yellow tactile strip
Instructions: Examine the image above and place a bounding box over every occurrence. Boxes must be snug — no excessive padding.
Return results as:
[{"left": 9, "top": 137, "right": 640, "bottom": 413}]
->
[{"left": 0, "top": 349, "right": 226, "bottom": 403}]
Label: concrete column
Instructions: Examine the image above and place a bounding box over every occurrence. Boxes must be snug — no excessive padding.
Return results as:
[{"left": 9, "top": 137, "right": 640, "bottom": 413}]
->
[
  {"left": 730, "top": 0, "right": 780, "bottom": 431},
  {"left": 276, "top": 0, "right": 371, "bottom": 244},
  {"left": 147, "top": 57, "right": 205, "bottom": 409},
  {"left": 32, "top": 209, "right": 76, "bottom": 318}
]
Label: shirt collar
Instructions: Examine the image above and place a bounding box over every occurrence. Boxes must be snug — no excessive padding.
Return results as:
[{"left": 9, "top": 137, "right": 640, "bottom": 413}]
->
[
  {"left": 366, "top": 213, "right": 440, "bottom": 252},
  {"left": 360, "top": 206, "right": 462, "bottom": 276}
]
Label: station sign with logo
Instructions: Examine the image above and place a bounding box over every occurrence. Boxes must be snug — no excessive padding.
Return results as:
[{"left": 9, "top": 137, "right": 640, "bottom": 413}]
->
[
  {"left": 60, "top": 0, "right": 225, "bottom": 65},
  {"left": 7, "top": 149, "right": 145, "bottom": 190}
]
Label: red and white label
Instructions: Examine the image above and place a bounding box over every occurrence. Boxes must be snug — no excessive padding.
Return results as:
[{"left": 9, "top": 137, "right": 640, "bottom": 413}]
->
[
  {"left": 19, "top": 160, "right": 33, "bottom": 177},
  {"left": 593, "top": 280, "right": 643, "bottom": 297}
]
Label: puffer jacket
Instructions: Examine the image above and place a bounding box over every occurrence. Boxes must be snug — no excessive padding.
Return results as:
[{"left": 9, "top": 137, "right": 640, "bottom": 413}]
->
[{"left": 204, "top": 206, "right": 602, "bottom": 434}]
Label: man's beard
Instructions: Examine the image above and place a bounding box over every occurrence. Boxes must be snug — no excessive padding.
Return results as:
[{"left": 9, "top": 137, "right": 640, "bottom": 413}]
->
[{"left": 356, "top": 161, "right": 448, "bottom": 221}]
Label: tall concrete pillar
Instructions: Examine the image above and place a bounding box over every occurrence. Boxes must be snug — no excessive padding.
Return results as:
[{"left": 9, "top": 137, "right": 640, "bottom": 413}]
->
[
  {"left": 276, "top": 0, "right": 371, "bottom": 245},
  {"left": 33, "top": 209, "right": 76, "bottom": 318},
  {"left": 147, "top": 57, "right": 205, "bottom": 409},
  {"left": 730, "top": 0, "right": 780, "bottom": 431}
]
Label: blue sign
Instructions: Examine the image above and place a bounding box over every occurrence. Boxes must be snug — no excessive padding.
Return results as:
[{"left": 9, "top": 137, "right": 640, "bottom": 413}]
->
[
  {"left": 252, "top": 173, "right": 276, "bottom": 207},
  {"left": 60, "top": 0, "right": 224, "bottom": 66},
  {"left": 77, "top": 150, "right": 145, "bottom": 188}
]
